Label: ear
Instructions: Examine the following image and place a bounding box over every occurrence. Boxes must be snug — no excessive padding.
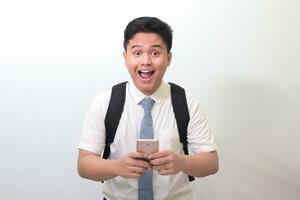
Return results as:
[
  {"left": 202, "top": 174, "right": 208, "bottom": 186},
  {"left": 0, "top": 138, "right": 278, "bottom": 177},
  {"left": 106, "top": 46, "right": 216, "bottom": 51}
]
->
[
  {"left": 123, "top": 51, "right": 127, "bottom": 66},
  {"left": 167, "top": 52, "right": 172, "bottom": 66}
]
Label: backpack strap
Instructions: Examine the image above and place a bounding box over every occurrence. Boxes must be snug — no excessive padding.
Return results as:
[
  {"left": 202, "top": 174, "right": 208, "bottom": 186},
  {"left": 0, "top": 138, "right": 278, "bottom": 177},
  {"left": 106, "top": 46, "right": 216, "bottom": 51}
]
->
[
  {"left": 169, "top": 82, "right": 195, "bottom": 182},
  {"left": 102, "top": 81, "right": 127, "bottom": 159}
]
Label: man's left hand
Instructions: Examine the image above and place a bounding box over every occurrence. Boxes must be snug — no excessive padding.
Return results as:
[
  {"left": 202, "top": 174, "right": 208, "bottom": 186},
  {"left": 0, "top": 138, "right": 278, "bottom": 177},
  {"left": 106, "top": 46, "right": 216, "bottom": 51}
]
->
[{"left": 148, "top": 151, "right": 187, "bottom": 175}]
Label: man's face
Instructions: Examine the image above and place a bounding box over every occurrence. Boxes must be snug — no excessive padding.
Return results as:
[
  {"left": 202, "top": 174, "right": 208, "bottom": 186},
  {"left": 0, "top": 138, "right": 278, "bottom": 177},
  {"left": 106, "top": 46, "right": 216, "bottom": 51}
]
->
[{"left": 123, "top": 32, "right": 172, "bottom": 96}]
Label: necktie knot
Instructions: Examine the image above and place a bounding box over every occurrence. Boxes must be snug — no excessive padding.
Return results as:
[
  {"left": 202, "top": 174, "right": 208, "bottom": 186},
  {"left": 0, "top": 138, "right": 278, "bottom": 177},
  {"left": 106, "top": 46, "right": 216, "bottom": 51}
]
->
[{"left": 140, "top": 97, "right": 155, "bottom": 112}]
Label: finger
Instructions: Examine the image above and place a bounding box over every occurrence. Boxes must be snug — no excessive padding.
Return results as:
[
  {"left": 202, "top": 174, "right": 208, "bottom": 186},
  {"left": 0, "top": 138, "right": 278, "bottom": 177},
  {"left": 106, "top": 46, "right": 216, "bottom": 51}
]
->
[
  {"left": 128, "top": 152, "right": 148, "bottom": 159},
  {"left": 133, "top": 159, "right": 151, "bottom": 169},
  {"left": 151, "top": 164, "right": 166, "bottom": 171},
  {"left": 148, "top": 151, "right": 170, "bottom": 160},
  {"left": 124, "top": 154, "right": 148, "bottom": 166},
  {"left": 152, "top": 161, "right": 172, "bottom": 170},
  {"left": 129, "top": 166, "right": 148, "bottom": 175},
  {"left": 127, "top": 172, "right": 144, "bottom": 179},
  {"left": 150, "top": 157, "right": 169, "bottom": 166}
]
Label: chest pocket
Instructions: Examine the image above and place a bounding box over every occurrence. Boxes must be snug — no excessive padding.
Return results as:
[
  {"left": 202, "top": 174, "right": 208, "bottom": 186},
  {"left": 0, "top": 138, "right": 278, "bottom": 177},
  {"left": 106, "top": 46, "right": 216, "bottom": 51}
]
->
[{"left": 158, "top": 128, "right": 182, "bottom": 153}]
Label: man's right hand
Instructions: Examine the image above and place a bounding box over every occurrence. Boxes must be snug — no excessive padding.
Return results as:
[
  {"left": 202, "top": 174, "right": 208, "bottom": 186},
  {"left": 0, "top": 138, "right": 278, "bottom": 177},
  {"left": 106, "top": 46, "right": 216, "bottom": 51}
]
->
[{"left": 116, "top": 152, "right": 151, "bottom": 179}]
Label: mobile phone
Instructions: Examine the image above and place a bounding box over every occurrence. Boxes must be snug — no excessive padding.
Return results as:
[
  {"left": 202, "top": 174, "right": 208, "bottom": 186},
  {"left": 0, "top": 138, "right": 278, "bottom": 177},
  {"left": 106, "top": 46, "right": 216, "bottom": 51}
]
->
[{"left": 137, "top": 139, "right": 159, "bottom": 155}]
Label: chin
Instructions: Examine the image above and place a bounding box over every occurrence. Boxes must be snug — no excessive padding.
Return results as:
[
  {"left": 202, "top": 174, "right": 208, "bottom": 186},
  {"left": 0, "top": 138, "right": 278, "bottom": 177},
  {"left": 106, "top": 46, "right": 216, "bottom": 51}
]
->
[
  {"left": 134, "top": 77, "right": 158, "bottom": 94},
  {"left": 137, "top": 84, "right": 155, "bottom": 95}
]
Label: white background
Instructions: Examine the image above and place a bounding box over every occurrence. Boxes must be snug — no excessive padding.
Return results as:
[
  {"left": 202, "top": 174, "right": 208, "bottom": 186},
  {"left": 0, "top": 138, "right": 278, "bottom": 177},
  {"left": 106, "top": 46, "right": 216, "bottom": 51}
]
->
[{"left": 0, "top": 0, "right": 299, "bottom": 199}]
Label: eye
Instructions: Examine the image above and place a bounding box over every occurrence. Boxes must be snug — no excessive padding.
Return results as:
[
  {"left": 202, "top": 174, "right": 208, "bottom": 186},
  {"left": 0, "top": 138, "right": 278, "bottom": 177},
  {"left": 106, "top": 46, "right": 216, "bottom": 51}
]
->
[
  {"left": 133, "top": 50, "right": 142, "bottom": 56},
  {"left": 151, "top": 50, "right": 160, "bottom": 56}
]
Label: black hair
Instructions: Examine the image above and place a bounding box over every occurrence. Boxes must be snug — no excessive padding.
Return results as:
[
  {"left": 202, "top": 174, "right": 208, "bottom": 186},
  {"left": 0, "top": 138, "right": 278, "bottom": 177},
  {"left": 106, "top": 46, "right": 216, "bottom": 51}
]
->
[{"left": 123, "top": 16, "right": 173, "bottom": 52}]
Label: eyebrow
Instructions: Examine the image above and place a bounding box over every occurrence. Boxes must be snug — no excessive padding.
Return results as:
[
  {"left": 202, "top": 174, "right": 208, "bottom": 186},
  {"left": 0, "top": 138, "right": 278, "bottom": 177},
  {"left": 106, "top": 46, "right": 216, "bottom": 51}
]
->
[{"left": 131, "top": 44, "right": 162, "bottom": 49}]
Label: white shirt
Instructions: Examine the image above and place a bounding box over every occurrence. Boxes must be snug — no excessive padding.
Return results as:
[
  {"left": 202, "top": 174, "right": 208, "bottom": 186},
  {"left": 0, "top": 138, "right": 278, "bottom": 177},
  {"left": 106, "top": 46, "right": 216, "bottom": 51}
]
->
[{"left": 78, "top": 81, "right": 218, "bottom": 200}]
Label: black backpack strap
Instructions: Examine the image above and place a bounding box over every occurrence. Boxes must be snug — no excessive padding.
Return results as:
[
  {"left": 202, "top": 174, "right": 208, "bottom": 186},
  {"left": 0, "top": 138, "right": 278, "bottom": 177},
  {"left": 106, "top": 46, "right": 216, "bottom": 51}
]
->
[
  {"left": 169, "top": 82, "right": 195, "bottom": 182},
  {"left": 102, "top": 82, "right": 127, "bottom": 159}
]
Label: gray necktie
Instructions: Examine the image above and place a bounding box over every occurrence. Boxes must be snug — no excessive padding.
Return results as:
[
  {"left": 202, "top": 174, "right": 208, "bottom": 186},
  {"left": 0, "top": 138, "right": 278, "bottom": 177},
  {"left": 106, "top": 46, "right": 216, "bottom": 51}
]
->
[{"left": 138, "top": 97, "right": 155, "bottom": 200}]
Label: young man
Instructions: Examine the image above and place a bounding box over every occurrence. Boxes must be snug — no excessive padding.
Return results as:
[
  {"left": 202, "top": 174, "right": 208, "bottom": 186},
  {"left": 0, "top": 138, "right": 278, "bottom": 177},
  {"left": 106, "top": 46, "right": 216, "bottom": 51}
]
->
[{"left": 77, "top": 16, "right": 219, "bottom": 200}]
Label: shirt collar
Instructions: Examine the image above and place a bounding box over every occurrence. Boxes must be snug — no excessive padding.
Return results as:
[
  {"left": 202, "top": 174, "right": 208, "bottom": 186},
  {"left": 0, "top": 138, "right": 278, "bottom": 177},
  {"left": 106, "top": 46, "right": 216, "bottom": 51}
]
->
[{"left": 128, "top": 81, "right": 168, "bottom": 105}]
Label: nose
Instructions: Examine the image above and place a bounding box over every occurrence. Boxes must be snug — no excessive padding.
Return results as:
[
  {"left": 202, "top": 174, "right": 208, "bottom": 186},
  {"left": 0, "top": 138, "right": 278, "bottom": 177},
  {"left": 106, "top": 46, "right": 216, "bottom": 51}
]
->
[{"left": 141, "top": 53, "right": 151, "bottom": 66}]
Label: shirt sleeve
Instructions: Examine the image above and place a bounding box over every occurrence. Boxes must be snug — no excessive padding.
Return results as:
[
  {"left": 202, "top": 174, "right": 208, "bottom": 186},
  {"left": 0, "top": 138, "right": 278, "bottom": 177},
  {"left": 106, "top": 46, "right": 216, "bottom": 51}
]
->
[
  {"left": 78, "top": 89, "right": 111, "bottom": 155},
  {"left": 186, "top": 92, "right": 218, "bottom": 154}
]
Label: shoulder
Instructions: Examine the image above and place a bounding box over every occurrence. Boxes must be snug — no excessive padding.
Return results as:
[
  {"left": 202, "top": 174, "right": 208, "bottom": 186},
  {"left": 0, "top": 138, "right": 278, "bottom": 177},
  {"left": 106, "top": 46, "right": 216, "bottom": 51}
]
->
[
  {"left": 169, "top": 83, "right": 201, "bottom": 108},
  {"left": 90, "top": 82, "right": 129, "bottom": 112},
  {"left": 185, "top": 90, "right": 200, "bottom": 106},
  {"left": 172, "top": 84, "right": 205, "bottom": 116},
  {"left": 87, "top": 87, "right": 112, "bottom": 114},
  {"left": 184, "top": 90, "right": 208, "bottom": 121},
  {"left": 93, "top": 88, "right": 112, "bottom": 105}
]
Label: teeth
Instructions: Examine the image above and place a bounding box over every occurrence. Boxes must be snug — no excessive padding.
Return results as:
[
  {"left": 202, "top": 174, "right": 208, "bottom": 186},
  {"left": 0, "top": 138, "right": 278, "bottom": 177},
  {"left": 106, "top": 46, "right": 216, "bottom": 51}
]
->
[{"left": 140, "top": 69, "right": 152, "bottom": 73}]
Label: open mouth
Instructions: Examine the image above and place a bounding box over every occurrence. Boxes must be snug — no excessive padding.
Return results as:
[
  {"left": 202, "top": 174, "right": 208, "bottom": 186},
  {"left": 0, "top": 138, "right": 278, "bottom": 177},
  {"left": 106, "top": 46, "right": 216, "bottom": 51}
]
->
[{"left": 138, "top": 69, "right": 154, "bottom": 80}]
